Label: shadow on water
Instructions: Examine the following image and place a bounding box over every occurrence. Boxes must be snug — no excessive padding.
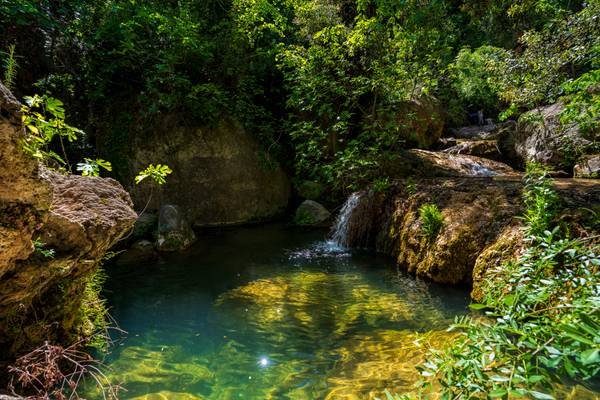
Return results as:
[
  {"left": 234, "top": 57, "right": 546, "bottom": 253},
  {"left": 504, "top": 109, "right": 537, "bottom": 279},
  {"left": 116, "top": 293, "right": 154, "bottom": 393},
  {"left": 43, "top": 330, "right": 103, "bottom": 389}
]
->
[{"left": 90, "top": 224, "right": 471, "bottom": 399}]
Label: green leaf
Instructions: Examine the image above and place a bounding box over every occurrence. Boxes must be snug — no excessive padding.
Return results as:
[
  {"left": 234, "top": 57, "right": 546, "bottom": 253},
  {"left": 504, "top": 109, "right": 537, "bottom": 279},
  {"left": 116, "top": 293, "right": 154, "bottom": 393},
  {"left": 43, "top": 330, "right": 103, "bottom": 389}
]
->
[
  {"left": 528, "top": 391, "right": 554, "bottom": 400},
  {"left": 580, "top": 349, "right": 600, "bottom": 366},
  {"left": 489, "top": 389, "right": 507, "bottom": 398},
  {"left": 469, "top": 303, "right": 488, "bottom": 310}
]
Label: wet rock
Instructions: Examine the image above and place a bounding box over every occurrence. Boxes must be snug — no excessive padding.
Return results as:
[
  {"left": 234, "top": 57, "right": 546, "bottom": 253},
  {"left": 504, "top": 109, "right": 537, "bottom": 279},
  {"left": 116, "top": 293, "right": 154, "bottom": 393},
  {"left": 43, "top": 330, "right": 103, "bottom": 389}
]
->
[
  {"left": 294, "top": 200, "right": 331, "bottom": 227},
  {"left": 156, "top": 205, "right": 196, "bottom": 252},
  {"left": 340, "top": 178, "right": 600, "bottom": 285},
  {"left": 126, "top": 116, "right": 290, "bottom": 227},
  {"left": 131, "top": 212, "right": 158, "bottom": 241},
  {"left": 574, "top": 154, "right": 600, "bottom": 178},
  {"left": 442, "top": 139, "right": 501, "bottom": 161},
  {"left": 0, "top": 82, "right": 136, "bottom": 363},
  {"left": 382, "top": 149, "right": 517, "bottom": 178},
  {"left": 132, "top": 239, "right": 155, "bottom": 251}
]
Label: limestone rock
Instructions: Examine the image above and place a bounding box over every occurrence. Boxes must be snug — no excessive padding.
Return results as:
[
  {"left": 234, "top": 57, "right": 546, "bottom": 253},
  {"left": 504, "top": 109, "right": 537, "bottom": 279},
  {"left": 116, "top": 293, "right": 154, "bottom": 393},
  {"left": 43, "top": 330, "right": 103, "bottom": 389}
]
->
[
  {"left": 574, "top": 154, "right": 600, "bottom": 178},
  {"left": 471, "top": 225, "right": 524, "bottom": 302},
  {"left": 294, "top": 200, "right": 331, "bottom": 226},
  {"left": 504, "top": 102, "right": 594, "bottom": 170},
  {"left": 0, "top": 82, "right": 136, "bottom": 364},
  {"left": 156, "top": 205, "right": 196, "bottom": 252},
  {"left": 442, "top": 139, "right": 501, "bottom": 161},
  {"left": 382, "top": 149, "right": 517, "bottom": 178},
  {"left": 340, "top": 177, "right": 600, "bottom": 285},
  {"left": 126, "top": 116, "right": 290, "bottom": 227}
]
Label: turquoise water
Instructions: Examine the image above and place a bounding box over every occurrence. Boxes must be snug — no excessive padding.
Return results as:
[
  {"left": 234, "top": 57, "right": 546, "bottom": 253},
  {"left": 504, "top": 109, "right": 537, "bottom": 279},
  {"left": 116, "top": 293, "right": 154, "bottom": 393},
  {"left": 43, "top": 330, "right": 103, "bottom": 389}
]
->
[{"left": 94, "top": 224, "right": 471, "bottom": 399}]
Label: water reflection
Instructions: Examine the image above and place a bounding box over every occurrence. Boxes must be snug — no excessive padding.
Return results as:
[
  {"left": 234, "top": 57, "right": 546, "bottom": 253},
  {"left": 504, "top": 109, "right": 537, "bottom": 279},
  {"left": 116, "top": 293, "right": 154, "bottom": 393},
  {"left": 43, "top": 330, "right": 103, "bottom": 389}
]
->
[{"left": 91, "top": 224, "right": 470, "bottom": 399}]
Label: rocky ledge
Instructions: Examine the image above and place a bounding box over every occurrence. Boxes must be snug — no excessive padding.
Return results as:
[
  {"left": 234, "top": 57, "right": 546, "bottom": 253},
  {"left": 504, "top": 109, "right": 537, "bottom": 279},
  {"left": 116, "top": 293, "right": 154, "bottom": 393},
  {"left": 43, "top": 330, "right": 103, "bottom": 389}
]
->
[
  {"left": 0, "top": 83, "right": 136, "bottom": 365},
  {"left": 340, "top": 177, "right": 600, "bottom": 297}
]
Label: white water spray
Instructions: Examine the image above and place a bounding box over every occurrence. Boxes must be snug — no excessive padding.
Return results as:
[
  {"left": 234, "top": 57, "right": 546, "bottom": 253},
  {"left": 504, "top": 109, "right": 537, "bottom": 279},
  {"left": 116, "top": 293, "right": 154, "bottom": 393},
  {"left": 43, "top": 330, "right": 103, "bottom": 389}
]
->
[{"left": 329, "top": 192, "right": 362, "bottom": 248}]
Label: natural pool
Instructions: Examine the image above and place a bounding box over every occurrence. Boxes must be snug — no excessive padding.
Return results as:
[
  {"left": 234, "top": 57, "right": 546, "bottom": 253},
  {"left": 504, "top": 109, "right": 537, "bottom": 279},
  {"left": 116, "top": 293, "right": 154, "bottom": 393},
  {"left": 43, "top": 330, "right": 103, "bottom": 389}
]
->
[{"left": 92, "top": 224, "right": 471, "bottom": 399}]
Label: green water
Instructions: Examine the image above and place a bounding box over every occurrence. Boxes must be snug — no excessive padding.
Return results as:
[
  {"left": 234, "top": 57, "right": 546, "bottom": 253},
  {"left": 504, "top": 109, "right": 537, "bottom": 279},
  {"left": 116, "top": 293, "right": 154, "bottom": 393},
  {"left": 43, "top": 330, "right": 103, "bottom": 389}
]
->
[{"left": 94, "top": 224, "right": 471, "bottom": 400}]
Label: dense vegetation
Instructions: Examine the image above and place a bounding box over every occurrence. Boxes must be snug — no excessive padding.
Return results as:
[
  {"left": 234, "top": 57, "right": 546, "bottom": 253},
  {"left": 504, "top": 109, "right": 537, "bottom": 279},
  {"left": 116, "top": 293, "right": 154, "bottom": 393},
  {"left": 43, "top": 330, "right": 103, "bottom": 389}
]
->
[
  {"left": 2, "top": 1, "right": 600, "bottom": 398},
  {"left": 388, "top": 166, "right": 600, "bottom": 399},
  {"left": 1, "top": 0, "right": 598, "bottom": 190}
]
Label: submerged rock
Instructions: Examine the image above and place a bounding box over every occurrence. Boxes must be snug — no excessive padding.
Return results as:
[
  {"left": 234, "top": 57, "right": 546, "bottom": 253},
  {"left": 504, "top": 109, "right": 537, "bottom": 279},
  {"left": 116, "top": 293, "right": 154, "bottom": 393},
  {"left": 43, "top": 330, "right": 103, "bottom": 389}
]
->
[
  {"left": 0, "top": 82, "right": 136, "bottom": 364},
  {"left": 574, "top": 154, "right": 600, "bottom": 178},
  {"left": 156, "top": 205, "right": 196, "bottom": 252},
  {"left": 294, "top": 200, "right": 331, "bottom": 226}
]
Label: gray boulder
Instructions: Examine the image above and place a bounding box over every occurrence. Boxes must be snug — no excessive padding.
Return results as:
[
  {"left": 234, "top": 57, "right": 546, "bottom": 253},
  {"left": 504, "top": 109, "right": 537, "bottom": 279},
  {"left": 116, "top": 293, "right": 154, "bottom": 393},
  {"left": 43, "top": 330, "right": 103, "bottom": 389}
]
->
[
  {"left": 156, "top": 205, "right": 196, "bottom": 252},
  {"left": 503, "top": 102, "right": 593, "bottom": 170},
  {"left": 574, "top": 155, "right": 600, "bottom": 178},
  {"left": 294, "top": 200, "right": 331, "bottom": 227}
]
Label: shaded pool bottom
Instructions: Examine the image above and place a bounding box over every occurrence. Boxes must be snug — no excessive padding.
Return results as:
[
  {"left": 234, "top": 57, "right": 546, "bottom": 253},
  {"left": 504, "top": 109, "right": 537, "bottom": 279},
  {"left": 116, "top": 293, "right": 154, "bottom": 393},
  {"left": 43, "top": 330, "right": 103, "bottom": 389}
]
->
[{"left": 91, "top": 224, "right": 471, "bottom": 399}]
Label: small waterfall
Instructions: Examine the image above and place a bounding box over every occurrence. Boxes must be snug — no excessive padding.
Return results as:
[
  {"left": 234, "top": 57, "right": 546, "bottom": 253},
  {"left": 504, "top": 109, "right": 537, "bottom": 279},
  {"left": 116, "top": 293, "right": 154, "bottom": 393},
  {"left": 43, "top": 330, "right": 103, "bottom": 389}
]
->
[{"left": 329, "top": 192, "right": 363, "bottom": 248}]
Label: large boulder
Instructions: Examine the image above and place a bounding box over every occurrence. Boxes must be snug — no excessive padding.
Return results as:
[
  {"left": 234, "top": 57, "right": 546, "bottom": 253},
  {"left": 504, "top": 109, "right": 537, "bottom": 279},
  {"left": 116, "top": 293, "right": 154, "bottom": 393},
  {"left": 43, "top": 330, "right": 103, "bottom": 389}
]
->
[
  {"left": 502, "top": 102, "right": 595, "bottom": 170},
  {"left": 337, "top": 177, "right": 600, "bottom": 285},
  {"left": 294, "top": 200, "right": 331, "bottom": 227},
  {"left": 0, "top": 83, "right": 136, "bottom": 365},
  {"left": 442, "top": 139, "right": 502, "bottom": 161},
  {"left": 125, "top": 116, "right": 291, "bottom": 227}
]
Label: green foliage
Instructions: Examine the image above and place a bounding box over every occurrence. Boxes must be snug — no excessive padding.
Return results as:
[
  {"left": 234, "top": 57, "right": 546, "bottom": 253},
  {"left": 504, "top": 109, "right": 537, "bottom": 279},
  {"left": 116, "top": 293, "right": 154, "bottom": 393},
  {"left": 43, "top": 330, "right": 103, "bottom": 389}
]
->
[
  {"left": 561, "top": 69, "right": 600, "bottom": 138},
  {"left": 78, "top": 267, "right": 110, "bottom": 351},
  {"left": 372, "top": 177, "right": 390, "bottom": 193},
  {"left": 419, "top": 203, "right": 444, "bottom": 241},
  {"left": 21, "top": 94, "right": 82, "bottom": 165},
  {"left": 522, "top": 164, "right": 557, "bottom": 236},
  {"left": 405, "top": 178, "right": 417, "bottom": 196},
  {"left": 402, "top": 166, "right": 600, "bottom": 399},
  {"left": 2, "top": 44, "right": 17, "bottom": 91},
  {"left": 135, "top": 164, "right": 173, "bottom": 185},
  {"left": 32, "top": 238, "right": 55, "bottom": 259},
  {"left": 76, "top": 158, "right": 112, "bottom": 177}
]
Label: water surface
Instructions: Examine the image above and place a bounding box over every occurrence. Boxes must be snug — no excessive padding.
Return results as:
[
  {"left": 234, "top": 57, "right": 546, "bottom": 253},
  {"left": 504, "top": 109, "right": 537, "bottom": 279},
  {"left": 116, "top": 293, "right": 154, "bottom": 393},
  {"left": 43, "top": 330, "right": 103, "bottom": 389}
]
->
[{"left": 97, "top": 224, "right": 470, "bottom": 399}]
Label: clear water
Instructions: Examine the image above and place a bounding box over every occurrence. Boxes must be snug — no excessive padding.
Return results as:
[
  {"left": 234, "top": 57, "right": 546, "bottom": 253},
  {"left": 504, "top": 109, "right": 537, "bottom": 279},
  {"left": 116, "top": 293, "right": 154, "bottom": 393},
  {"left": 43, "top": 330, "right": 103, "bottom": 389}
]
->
[{"left": 93, "top": 224, "right": 470, "bottom": 400}]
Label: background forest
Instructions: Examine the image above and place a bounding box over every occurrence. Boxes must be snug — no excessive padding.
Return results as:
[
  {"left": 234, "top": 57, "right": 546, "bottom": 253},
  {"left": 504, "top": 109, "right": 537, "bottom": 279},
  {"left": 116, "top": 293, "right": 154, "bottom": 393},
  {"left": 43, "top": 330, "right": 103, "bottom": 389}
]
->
[{"left": 1, "top": 0, "right": 598, "bottom": 193}]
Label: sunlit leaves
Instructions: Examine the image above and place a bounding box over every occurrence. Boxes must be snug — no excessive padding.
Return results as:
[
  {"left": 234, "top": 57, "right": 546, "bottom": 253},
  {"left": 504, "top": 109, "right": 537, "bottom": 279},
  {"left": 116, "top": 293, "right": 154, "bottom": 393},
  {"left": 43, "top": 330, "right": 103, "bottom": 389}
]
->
[
  {"left": 76, "top": 158, "right": 112, "bottom": 177},
  {"left": 135, "top": 163, "right": 172, "bottom": 185}
]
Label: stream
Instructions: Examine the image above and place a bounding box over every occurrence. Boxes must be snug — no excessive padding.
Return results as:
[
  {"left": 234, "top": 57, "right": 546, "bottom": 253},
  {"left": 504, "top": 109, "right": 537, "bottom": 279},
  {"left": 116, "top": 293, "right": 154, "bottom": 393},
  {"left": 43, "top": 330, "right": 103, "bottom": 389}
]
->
[{"left": 91, "top": 224, "right": 470, "bottom": 399}]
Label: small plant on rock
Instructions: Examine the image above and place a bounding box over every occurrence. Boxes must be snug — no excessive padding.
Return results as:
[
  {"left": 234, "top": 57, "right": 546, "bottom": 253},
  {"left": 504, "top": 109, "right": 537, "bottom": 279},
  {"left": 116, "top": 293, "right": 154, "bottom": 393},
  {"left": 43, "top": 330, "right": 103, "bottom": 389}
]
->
[{"left": 419, "top": 203, "right": 444, "bottom": 240}]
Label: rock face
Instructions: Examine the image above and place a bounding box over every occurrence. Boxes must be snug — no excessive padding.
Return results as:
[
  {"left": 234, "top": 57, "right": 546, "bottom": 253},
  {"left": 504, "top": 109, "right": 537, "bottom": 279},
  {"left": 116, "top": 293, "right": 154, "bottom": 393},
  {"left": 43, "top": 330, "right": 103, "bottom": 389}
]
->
[
  {"left": 294, "top": 200, "right": 331, "bottom": 227},
  {"left": 126, "top": 116, "right": 291, "bottom": 227},
  {"left": 504, "top": 102, "right": 594, "bottom": 170},
  {"left": 0, "top": 83, "right": 136, "bottom": 364},
  {"left": 339, "top": 178, "right": 600, "bottom": 286},
  {"left": 574, "top": 154, "right": 600, "bottom": 178}
]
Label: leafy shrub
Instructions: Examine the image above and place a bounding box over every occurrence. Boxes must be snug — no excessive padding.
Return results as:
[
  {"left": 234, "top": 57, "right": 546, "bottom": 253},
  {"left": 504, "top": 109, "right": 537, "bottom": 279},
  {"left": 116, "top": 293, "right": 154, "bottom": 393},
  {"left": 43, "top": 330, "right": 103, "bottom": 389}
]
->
[
  {"left": 419, "top": 203, "right": 444, "bottom": 241},
  {"left": 400, "top": 166, "right": 600, "bottom": 399}
]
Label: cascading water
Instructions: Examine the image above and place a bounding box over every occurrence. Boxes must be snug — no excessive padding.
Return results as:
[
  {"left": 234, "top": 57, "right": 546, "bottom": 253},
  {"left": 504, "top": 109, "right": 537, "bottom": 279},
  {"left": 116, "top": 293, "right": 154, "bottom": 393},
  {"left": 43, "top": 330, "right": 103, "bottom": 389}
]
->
[{"left": 329, "top": 191, "right": 362, "bottom": 248}]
